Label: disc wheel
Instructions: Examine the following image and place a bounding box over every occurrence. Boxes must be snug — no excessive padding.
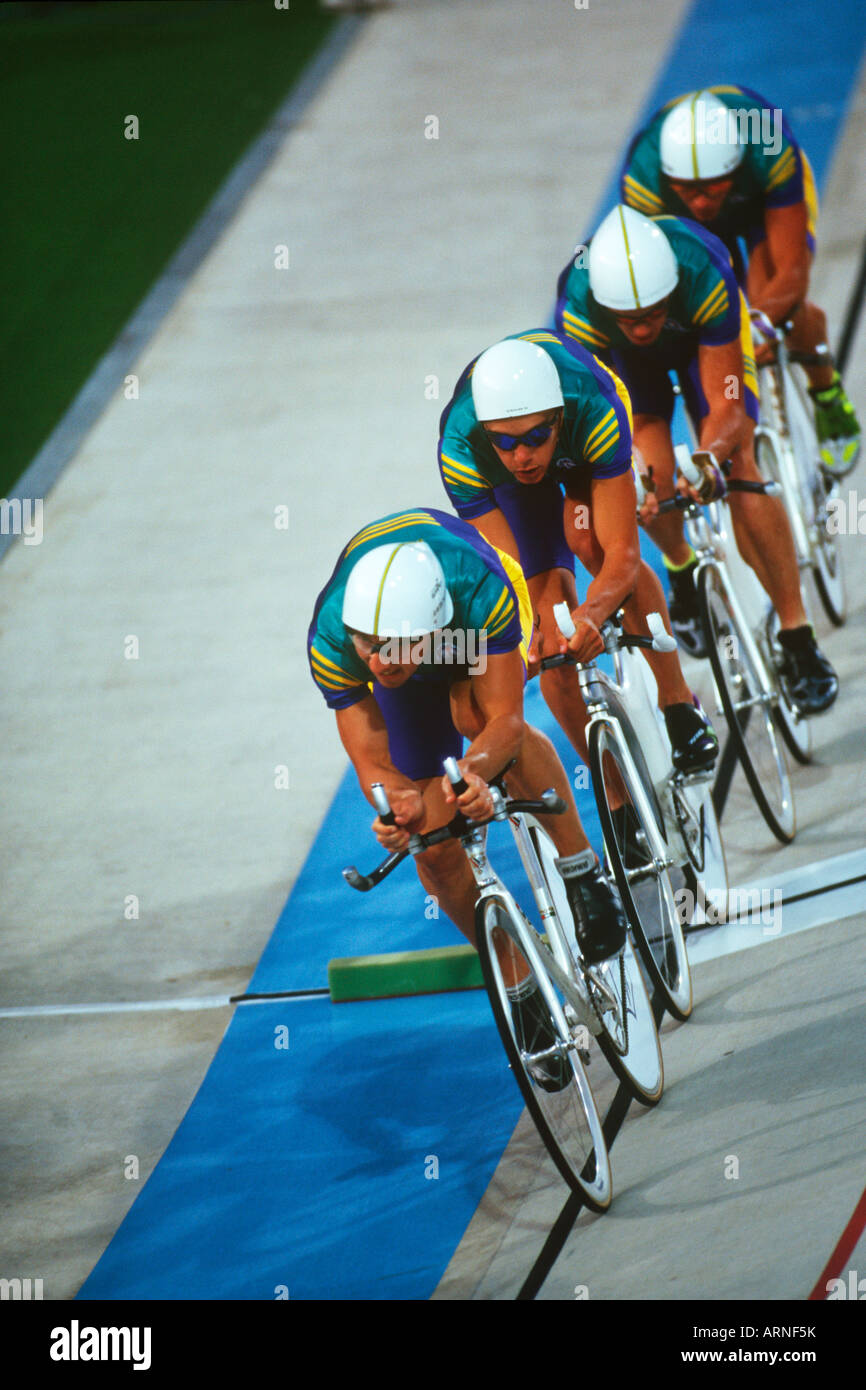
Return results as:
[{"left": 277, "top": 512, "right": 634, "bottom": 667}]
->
[
  {"left": 475, "top": 894, "right": 612, "bottom": 1210},
  {"left": 587, "top": 719, "right": 693, "bottom": 1021},
  {"left": 698, "top": 562, "right": 795, "bottom": 844},
  {"left": 527, "top": 821, "right": 664, "bottom": 1107}
]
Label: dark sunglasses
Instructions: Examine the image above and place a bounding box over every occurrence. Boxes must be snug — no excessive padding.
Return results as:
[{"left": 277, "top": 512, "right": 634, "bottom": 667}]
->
[{"left": 483, "top": 416, "right": 558, "bottom": 452}]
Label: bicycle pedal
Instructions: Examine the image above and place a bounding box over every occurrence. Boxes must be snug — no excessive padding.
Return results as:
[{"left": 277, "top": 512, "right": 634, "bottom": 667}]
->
[{"left": 578, "top": 1047, "right": 592, "bottom": 1067}]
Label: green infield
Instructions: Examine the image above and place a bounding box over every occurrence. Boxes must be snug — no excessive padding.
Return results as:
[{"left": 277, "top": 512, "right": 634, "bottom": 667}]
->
[{"left": 2, "top": 0, "right": 337, "bottom": 499}]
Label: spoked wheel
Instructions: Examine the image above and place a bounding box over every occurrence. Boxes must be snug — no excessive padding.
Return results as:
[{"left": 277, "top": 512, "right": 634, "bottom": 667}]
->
[
  {"left": 587, "top": 720, "right": 693, "bottom": 1022},
  {"left": 698, "top": 562, "right": 796, "bottom": 845},
  {"left": 672, "top": 777, "right": 730, "bottom": 926},
  {"left": 764, "top": 609, "right": 812, "bottom": 764},
  {"left": 809, "top": 471, "right": 847, "bottom": 626},
  {"left": 475, "top": 894, "right": 612, "bottom": 1210},
  {"left": 526, "top": 821, "right": 664, "bottom": 1107}
]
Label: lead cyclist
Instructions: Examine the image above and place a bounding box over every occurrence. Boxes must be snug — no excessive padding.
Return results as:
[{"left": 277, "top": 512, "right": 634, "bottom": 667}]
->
[{"left": 621, "top": 86, "right": 861, "bottom": 475}]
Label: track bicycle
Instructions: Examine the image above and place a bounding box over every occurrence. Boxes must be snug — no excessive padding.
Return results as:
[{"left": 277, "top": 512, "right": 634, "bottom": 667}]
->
[
  {"left": 543, "top": 606, "right": 728, "bottom": 1019},
  {"left": 652, "top": 450, "right": 797, "bottom": 843},
  {"left": 751, "top": 309, "right": 847, "bottom": 629},
  {"left": 342, "top": 760, "right": 665, "bottom": 1211}
]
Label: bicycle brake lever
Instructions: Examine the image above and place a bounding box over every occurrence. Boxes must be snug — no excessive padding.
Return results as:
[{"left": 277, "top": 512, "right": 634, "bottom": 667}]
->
[
  {"left": 647, "top": 611, "right": 678, "bottom": 653},
  {"left": 553, "top": 601, "right": 576, "bottom": 639}
]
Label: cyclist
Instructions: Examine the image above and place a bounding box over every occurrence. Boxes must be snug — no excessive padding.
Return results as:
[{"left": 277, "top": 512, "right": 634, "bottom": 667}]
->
[
  {"left": 620, "top": 85, "right": 860, "bottom": 474},
  {"left": 554, "top": 204, "right": 838, "bottom": 714},
  {"left": 438, "top": 330, "right": 719, "bottom": 775},
  {"left": 308, "top": 508, "right": 628, "bottom": 1077}
]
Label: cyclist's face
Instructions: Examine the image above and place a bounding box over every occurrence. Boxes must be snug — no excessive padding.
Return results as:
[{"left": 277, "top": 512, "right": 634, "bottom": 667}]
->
[
  {"left": 668, "top": 176, "right": 734, "bottom": 222},
  {"left": 482, "top": 409, "right": 562, "bottom": 485},
  {"left": 351, "top": 631, "right": 422, "bottom": 686},
  {"left": 611, "top": 299, "right": 669, "bottom": 345}
]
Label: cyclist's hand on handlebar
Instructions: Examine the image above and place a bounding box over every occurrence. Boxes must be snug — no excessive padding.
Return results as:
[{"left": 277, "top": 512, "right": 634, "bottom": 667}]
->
[
  {"left": 372, "top": 786, "right": 424, "bottom": 850},
  {"left": 560, "top": 612, "right": 604, "bottom": 662},
  {"left": 441, "top": 766, "right": 495, "bottom": 822}
]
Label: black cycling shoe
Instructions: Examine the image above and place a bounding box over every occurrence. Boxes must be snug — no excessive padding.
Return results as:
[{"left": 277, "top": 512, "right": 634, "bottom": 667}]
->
[
  {"left": 667, "top": 559, "right": 707, "bottom": 659},
  {"left": 775, "top": 627, "right": 839, "bottom": 715},
  {"left": 509, "top": 983, "right": 571, "bottom": 1093},
  {"left": 664, "top": 700, "right": 719, "bottom": 774},
  {"left": 669, "top": 601, "right": 708, "bottom": 660},
  {"left": 564, "top": 862, "right": 628, "bottom": 967}
]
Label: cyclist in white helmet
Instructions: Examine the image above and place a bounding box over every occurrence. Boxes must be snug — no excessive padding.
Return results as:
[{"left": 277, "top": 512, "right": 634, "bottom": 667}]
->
[
  {"left": 439, "top": 331, "right": 720, "bottom": 776},
  {"left": 554, "top": 205, "right": 838, "bottom": 714},
  {"left": 308, "top": 506, "right": 628, "bottom": 974},
  {"left": 621, "top": 85, "right": 860, "bottom": 474}
]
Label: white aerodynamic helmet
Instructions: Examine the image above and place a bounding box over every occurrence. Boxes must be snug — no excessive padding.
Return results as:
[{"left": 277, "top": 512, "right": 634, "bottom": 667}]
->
[
  {"left": 589, "top": 205, "right": 679, "bottom": 312},
  {"left": 342, "top": 540, "right": 454, "bottom": 638},
  {"left": 471, "top": 339, "right": 564, "bottom": 421},
  {"left": 659, "top": 90, "right": 744, "bottom": 181}
]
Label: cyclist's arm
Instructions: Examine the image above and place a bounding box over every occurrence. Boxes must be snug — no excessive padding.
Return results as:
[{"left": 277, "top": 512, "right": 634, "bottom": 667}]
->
[
  {"left": 749, "top": 201, "right": 810, "bottom": 324},
  {"left": 696, "top": 337, "right": 750, "bottom": 461},
  {"left": 570, "top": 471, "right": 641, "bottom": 629},
  {"left": 466, "top": 506, "right": 521, "bottom": 563},
  {"left": 336, "top": 695, "right": 420, "bottom": 817},
  {"left": 456, "top": 649, "right": 526, "bottom": 785}
]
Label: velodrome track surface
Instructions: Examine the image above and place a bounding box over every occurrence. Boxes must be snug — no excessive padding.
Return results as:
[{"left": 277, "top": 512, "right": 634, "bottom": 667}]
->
[{"left": 2, "top": 0, "right": 865, "bottom": 1304}]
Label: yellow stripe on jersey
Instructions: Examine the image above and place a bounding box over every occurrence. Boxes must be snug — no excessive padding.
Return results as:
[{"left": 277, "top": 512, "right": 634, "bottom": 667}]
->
[
  {"left": 310, "top": 648, "right": 361, "bottom": 690},
  {"left": 560, "top": 309, "right": 609, "bottom": 349},
  {"left": 493, "top": 548, "right": 533, "bottom": 668},
  {"left": 440, "top": 453, "right": 489, "bottom": 490},
  {"left": 482, "top": 585, "right": 512, "bottom": 635},
  {"left": 519, "top": 332, "right": 561, "bottom": 344},
  {"left": 766, "top": 148, "right": 796, "bottom": 192},
  {"left": 738, "top": 291, "right": 759, "bottom": 399},
  {"left": 802, "top": 150, "right": 819, "bottom": 240},
  {"left": 487, "top": 603, "right": 516, "bottom": 639},
  {"left": 344, "top": 512, "right": 436, "bottom": 555},
  {"left": 623, "top": 174, "right": 665, "bottom": 214},
  {"left": 693, "top": 280, "right": 729, "bottom": 326},
  {"left": 583, "top": 406, "right": 616, "bottom": 457},
  {"left": 585, "top": 420, "right": 619, "bottom": 463}
]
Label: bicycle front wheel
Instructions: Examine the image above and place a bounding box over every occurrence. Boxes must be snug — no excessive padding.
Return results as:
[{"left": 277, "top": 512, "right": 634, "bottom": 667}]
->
[
  {"left": 527, "top": 820, "right": 664, "bottom": 1107},
  {"left": 698, "top": 562, "right": 796, "bottom": 845},
  {"left": 475, "top": 894, "right": 612, "bottom": 1211},
  {"left": 588, "top": 720, "right": 693, "bottom": 1021}
]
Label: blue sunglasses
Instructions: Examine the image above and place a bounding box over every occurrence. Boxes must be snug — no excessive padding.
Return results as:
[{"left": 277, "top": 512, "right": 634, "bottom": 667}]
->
[{"left": 483, "top": 416, "right": 558, "bottom": 451}]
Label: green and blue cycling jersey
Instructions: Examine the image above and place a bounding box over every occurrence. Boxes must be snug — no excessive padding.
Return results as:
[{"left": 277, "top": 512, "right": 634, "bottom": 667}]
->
[
  {"left": 620, "top": 85, "right": 818, "bottom": 270},
  {"left": 438, "top": 329, "right": 634, "bottom": 521},
  {"left": 308, "top": 508, "right": 526, "bottom": 711},
  {"left": 554, "top": 214, "right": 759, "bottom": 405}
]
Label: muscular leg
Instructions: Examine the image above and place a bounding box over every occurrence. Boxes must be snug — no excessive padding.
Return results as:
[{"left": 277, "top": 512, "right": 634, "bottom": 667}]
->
[
  {"left": 450, "top": 678, "right": 590, "bottom": 858},
  {"left": 634, "top": 414, "right": 692, "bottom": 566},
  {"left": 727, "top": 419, "right": 807, "bottom": 629},
  {"left": 567, "top": 499, "right": 692, "bottom": 707},
  {"left": 747, "top": 239, "right": 833, "bottom": 388}
]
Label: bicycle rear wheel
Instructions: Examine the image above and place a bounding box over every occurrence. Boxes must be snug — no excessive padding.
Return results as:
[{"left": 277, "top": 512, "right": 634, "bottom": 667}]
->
[
  {"left": 698, "top": 562, "right": 795, "bottom": 844},
  {"left": 475, "top": 894, "right": 612, "bottom": 1211},
  {"left": 809, "top": 471, "right": 847, "bottom": 626},
  {"left": 527, "top": 820, "right": 664, "bottom": 1107},
  {"left": 672, "top": 778, "right": 729, "bottom": 925},
  {"left": 588, "top": 720, "right": 693, "bottom": 1021}
]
